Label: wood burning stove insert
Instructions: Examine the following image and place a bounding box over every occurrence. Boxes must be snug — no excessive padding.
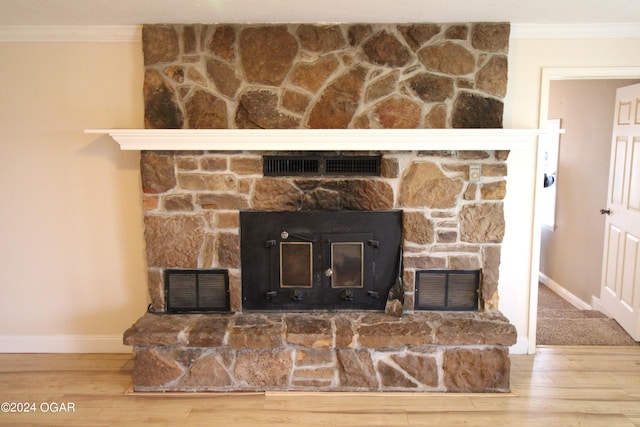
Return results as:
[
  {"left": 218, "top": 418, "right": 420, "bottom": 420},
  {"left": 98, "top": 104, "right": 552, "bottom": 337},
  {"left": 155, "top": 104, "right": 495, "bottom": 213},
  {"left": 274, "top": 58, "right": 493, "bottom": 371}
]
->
[{"left": 240, "top": 211, "right": 402, "bottom": 311}]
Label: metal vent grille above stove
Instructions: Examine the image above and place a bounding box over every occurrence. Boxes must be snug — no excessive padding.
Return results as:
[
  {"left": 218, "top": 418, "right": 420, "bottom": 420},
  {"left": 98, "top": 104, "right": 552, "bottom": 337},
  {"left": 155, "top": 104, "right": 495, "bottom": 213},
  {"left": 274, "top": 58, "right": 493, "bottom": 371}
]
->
[
  {"left": 415, "top": 269, "right": 480, "bottom": 311},
  {"left": 263, "top": 155, "right": 380, "bottom": 177},
  {"left": 165, "top": 269, "right": 230, "bottom": 313},
  {"left": 263, "top": 156, "right": 320, "bottom": 176},
  {"left": 325, "top": 157, "right": 380, "bottom": 175}
]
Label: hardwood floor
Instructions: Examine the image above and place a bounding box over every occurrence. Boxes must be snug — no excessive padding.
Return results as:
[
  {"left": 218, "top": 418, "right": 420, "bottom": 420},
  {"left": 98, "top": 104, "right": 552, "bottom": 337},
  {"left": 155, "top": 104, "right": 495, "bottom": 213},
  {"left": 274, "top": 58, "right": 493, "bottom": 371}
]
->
[{"left": 0, "top": 346, "right": 639, "bottom": 426}]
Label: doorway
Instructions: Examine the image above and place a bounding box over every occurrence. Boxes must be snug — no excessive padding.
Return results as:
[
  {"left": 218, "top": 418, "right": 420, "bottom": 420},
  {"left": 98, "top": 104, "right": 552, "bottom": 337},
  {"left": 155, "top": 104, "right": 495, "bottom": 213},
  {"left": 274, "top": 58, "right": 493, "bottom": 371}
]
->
[{"left": 533, "top": 68, "right": 640, "bottom": 347}]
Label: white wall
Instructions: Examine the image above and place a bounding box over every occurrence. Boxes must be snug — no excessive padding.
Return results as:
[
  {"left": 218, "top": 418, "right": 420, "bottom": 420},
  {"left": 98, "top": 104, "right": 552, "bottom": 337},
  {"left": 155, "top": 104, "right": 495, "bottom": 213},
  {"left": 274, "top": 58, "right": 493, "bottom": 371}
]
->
[
  {"left": 0, "top": 34, "right": 639, "bottom": 354},
  {"left": 0, "top": 41, "right": 147, "bottom": 352}
]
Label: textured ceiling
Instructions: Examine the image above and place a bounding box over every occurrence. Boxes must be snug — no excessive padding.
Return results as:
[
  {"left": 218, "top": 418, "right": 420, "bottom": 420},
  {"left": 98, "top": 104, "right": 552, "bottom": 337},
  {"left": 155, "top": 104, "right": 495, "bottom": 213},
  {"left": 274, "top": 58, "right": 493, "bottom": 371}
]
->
[{"left": 1, "top": 0, "right": 639, "bottom": 26}]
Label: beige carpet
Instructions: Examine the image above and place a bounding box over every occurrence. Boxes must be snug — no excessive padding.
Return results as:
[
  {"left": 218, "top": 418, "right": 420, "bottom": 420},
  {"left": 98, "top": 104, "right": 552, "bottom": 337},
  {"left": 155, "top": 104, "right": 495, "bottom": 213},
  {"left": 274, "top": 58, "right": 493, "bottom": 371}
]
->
[{"left": 536, "top": 283, "right": 639, "bottom": 346}]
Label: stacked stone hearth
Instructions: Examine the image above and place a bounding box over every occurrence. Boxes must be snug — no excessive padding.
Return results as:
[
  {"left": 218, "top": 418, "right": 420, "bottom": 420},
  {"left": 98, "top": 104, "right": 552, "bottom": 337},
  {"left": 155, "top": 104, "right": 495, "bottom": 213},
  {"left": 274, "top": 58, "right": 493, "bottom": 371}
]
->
[{"left": 124, "top": 22, "right": 518, "bottom": 392}]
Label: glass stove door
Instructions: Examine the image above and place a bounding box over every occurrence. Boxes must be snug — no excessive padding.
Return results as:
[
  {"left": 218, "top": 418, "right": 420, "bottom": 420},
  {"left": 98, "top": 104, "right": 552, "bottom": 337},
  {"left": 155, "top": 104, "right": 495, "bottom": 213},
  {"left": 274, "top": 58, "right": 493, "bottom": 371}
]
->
[{"left": 330, "top": 242, "right": 364, "bottom": 288}]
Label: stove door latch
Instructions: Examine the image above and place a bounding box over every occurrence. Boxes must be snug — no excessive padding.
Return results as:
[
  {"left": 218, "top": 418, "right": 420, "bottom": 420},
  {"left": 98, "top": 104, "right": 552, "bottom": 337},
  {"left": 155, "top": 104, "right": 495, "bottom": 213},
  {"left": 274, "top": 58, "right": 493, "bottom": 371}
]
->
[
  {"left": 290, "top": 290, "right": 303, "bottom": 302},
  {"left": 340, "top": 290, "right": 354, "bottom": 301}
]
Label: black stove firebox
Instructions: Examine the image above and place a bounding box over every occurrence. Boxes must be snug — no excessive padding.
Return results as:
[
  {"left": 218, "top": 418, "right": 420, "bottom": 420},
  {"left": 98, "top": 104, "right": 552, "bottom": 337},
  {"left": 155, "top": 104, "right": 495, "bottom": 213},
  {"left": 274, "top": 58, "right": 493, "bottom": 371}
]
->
[{"left": 240, "top": 211, "right": 402, "bottom": 311}]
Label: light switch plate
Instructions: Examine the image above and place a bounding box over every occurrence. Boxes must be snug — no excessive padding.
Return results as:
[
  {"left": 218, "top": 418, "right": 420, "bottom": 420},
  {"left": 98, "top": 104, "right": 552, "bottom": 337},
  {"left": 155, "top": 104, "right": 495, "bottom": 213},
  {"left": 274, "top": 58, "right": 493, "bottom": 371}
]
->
[{"left": 469, "top": 164, "right": 481, "bottom": 183}]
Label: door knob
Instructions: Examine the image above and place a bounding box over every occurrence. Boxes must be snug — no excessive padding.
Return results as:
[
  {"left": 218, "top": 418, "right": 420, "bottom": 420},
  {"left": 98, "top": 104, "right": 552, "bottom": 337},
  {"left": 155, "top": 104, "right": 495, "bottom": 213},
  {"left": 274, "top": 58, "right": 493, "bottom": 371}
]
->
[{"left": 600, "top": 209, "right": 611, "bottom": 215}]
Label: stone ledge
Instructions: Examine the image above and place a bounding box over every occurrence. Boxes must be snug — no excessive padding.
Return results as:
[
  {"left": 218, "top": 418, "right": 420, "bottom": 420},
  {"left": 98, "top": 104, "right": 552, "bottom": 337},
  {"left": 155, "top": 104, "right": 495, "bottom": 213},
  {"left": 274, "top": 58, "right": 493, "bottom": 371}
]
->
[
  {"left": 124, "top": 311, "right": 516, "bottom": 393},
  {"left": 124, "top": 311, "right": 517, "bottom": 349}
]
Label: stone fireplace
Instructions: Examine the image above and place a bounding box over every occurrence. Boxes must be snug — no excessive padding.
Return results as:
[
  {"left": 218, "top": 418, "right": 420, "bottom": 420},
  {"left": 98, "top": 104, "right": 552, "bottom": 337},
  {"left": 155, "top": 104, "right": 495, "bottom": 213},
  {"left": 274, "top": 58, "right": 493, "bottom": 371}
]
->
[{"left": 122, "top": 22, "right": 519, "bottom": 392}]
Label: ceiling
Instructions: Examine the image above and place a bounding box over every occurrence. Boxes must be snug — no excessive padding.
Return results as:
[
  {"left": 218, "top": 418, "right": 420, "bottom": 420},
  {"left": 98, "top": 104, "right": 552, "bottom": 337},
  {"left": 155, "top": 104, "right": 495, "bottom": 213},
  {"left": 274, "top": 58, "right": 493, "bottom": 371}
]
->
[{"left": 1, "top": 0, "right": 639, "bottom": 26}]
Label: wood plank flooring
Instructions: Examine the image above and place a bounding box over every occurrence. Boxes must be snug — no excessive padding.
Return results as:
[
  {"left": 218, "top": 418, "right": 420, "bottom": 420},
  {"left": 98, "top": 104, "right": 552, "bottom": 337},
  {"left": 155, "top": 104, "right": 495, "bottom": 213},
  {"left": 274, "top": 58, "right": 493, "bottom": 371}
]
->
[{"left": 0, "top": 346, "right": 638, "bottom": 426}]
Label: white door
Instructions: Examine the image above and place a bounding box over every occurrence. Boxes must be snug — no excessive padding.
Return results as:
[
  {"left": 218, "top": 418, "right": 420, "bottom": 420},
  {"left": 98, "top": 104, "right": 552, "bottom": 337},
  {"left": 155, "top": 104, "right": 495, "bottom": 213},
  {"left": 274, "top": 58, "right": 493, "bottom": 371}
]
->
[{"left": 601, "top": 83, "right": 640, "bottom": 341}]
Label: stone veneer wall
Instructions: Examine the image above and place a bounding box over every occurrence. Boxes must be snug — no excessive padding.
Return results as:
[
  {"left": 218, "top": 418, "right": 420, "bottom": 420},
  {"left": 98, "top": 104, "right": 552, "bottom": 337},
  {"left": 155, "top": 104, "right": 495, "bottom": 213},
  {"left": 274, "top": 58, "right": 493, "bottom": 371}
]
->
[
  {"left": 140, "top": 22, "right": 511, "bottom": 313},
  {"left": 142, "top": 150, "right": 508, "bottom": 313},
  {"left": 142, "top": 23, "right": 509, "bottom": 130}
]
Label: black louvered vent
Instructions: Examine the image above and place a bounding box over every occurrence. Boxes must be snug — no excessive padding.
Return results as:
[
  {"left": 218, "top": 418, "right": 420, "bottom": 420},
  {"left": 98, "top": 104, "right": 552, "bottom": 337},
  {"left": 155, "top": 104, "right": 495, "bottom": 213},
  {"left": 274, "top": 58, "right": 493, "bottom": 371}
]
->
[
  {"left": 263, "top": 156, "right": 320, "bottom": 176},
  {"left": 325, "top": 156, "right": 380, "bottom": 176},
  {"left": 165, "top": 269, "right": 230, "bottom": 313},
  {"left": 415, "top": 270, "right": 480, "bottom": 311},
  {"left": 264, "top": 155, "right": 380, "bottom": 177}
]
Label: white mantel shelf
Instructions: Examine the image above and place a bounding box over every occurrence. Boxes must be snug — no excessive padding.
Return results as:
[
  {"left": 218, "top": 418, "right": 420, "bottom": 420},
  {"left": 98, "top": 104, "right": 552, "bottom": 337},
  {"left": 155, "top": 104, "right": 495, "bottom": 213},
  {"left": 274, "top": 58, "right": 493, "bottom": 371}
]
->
[{"left": 85, "top": 128, "right": 553, "bottom": 151}]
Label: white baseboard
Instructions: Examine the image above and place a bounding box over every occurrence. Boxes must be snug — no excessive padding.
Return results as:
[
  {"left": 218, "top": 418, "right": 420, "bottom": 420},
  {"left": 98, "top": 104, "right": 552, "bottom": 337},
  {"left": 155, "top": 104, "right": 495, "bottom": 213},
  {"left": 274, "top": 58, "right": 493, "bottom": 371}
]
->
[
  {"left": 538, "top": 273, "right": 591, "bottom": 310},
  {"left": 510, "top": 337, "right": 529, "bottom": 355},
  {"left": 0, "top": 335, "right": 130, "bottom": 353}
]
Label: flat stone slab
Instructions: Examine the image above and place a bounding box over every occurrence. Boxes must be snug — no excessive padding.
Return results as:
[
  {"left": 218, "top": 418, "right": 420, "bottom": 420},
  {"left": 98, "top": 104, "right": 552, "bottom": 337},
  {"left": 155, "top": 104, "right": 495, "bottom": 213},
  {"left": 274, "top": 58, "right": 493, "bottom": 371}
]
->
[
  {"left": 124, "top": 311, "right": 516, "bottom": 393},
  {"left": 124, "top": 311, "right": 516, "bottom": 349}
]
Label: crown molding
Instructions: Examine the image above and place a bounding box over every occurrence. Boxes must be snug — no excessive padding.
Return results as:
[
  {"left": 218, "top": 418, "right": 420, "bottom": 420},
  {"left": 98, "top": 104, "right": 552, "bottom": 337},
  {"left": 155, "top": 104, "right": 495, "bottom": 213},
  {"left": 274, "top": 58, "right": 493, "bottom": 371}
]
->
[
  {"left": 0, "top": 25, "right": 141, "bottom": 42},
  {"left": 1, "top": 23, "right": 639, "bottom": 42},
  {"left": 511, "top": 23, "right": 640, "bottom": 39}
]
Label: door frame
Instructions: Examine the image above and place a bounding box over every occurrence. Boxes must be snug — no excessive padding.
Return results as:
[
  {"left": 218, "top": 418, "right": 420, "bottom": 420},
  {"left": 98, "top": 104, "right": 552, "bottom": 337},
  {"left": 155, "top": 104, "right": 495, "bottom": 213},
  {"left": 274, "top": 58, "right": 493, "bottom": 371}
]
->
[{"left": 531, "top": 67, "right": 640, "bottom": 353}]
